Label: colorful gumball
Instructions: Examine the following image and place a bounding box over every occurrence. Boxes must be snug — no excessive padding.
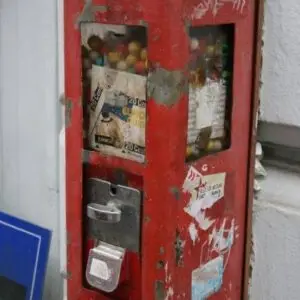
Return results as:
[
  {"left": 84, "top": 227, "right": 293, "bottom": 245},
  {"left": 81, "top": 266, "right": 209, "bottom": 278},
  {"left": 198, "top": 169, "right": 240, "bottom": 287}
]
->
[
  {"left": 126, "top": 54, "right": 137, "bottom": 67},
  {"left": 108, "top": 52, "right": 121, "bottom": 64},
  {"left": 190, "top": 38, "right": 199, "bottom": 51},
  {"left": 140, "top": 48, "right": 147, "bottom": 61},
  {"left": 134, "top": 61, "right": 146, "bottom": 74},
  {"left": 128, "top": 41, "right": 141, "bottom": 55},
  {"left": 206, "top": 45, "right": 215, "bottom": 57}
]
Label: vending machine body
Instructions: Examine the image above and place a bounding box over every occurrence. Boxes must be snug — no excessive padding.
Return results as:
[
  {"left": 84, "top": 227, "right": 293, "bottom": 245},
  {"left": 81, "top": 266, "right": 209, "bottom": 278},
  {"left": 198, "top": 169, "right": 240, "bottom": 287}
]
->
[{"left": 64, "top": 0, "right": 258, "bottom": 299}]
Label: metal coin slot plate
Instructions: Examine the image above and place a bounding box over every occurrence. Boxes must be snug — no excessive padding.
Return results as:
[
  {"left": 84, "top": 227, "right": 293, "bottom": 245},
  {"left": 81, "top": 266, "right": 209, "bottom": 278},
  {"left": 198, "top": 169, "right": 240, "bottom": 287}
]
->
[
  {"left": 86, "top": 241, "right": 125, "bottom": 293},
  {"left": 86, "top": 178, "right": 141, "bottom": 253}
]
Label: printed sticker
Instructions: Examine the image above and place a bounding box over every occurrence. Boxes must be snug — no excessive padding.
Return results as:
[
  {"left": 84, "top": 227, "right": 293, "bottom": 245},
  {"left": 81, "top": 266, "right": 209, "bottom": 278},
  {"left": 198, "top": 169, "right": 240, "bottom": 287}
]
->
[
  {"left": 192, "top": 256, "right": 224, "bottom": 299},
  {"left": 89, "top": 65, "right": 147, "bottom": 162},
  {"left": 183, "top": 167, "right": 226, "bottom": 231},
  {"left": 90, "top": 258, "right": 110, "bottom": 280}
]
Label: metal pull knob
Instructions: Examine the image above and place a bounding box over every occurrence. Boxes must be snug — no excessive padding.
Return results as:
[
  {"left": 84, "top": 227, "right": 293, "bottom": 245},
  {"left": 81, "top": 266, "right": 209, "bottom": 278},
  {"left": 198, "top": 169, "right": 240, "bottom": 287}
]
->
[{"left": 87, "top": 202, "right": 121, "bottom": 223}]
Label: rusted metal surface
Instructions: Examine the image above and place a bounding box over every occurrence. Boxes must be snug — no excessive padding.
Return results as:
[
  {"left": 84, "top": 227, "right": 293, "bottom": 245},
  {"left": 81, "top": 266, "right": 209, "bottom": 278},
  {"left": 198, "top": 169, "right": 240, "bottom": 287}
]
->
[{"left": 65, "top": 0, "right": 257, "bottom": 299}]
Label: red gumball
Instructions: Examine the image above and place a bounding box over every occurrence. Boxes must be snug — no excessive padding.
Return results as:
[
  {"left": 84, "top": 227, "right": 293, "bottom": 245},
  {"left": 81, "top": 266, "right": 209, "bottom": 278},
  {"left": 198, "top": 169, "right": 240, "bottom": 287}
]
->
[
  {"left": 134, "top": 61, "right": 146, "bottom": 74},
  {"left": 102, "top": 46, "right": 109, "bottom": 55}
]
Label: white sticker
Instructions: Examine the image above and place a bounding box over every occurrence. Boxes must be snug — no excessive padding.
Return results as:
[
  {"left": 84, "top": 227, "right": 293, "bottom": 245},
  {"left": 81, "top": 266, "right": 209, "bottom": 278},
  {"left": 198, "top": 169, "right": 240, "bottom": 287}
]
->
[
  {"left": 183, "top": 170, "right": 226, "bottom": 231},
  {"left": 197, "top": 172, "right": 226, "bottom": 209},
  {"left": 90, "top": 258, "right": 110, "bottom": 280},
  {"left": 182, "top": 167, "right": 203, "bottom": 193}
]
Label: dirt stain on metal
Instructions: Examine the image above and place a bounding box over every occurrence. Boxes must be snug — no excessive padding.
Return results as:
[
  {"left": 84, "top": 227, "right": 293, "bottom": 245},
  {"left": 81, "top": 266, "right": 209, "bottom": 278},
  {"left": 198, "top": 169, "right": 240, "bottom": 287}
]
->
[
  {"left": 170, "top": 186, "right": 180, "bottom": 200},
  {"left": 156, "top": 260, "right": 165, "bottom": 269},
  {"left": 147, "top": 68, "right": 185, "bottom": 106},
  {"left": 155, "top": 281, "right": 166, "bottom": 300},
  {"left": 64, "top": 98, "right": 73, "bottom": 128},
  {"left": 174, "top": 229, "right": 184, "bottom": 266}
]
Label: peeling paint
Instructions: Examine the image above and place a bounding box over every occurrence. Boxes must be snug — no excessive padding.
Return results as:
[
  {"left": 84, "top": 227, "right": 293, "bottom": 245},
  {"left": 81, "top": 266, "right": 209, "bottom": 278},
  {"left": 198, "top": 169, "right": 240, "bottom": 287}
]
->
[
  {"left": 155, "top": 281, "right": 166, "bottom": 300},
  {"left": 170, "top": 186, "right": 180, "bottom": 200},
  {"left": 188, "top": 223, "right": 199, "bottom": 245},
  {"left": 174, "top": 230, "right": 185, "bottom": 266},
  {"left": 183, "top": 167, "right": 226, "bottom": 231},
  {"left": 76, "top": 0, "right": 108, "bottom": 25},
  {"left": 165, "top": 287, "right": 174, "bottom": 299},
  {"left": 147, "top": 68, "right": 185, "bottom": 106},
  {"left": 191, "top": 0, "right": 246, "bottom": 20}
]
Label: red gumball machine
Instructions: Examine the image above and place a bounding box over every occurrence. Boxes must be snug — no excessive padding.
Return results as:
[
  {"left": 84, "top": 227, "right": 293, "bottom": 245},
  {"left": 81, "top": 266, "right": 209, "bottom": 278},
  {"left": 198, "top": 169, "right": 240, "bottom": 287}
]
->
[{"left": 64, "top": 0, "right": 260, "bottom": 299}]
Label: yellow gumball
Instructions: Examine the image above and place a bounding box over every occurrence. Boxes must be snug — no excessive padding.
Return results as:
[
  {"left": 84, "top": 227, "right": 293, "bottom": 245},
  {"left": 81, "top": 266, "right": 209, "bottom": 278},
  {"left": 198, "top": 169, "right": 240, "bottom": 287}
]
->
[
  {"left": 206, "top": 45, "right": 215, "bottom": 56},
  {"left": 206, "top": 140, "right": 222, "bottom": 152},
  {"left": 126, "top": 54, "right": 137, "bottom": 67},
  {"left": 108, "top": 52, "right": 121, "bottom": 64},
  {"left": 140, "top": 48, "right": 147, "bottom": 61},
  {"left": 186, "top": 145, "right": 193, "bottom": 157},
  {"left": 128, "top": 41, "right": 141, "bottom": 55}
]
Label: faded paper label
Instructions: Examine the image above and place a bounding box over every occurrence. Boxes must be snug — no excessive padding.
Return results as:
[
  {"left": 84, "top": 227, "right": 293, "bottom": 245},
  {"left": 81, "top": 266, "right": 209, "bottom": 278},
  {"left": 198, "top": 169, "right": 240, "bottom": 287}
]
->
[
  {"left": 197, "top": 172, "right": 226, "bottom": 209},
  {"left": 89, "top": 65, "right": 147, "bottom": 162},
  {"left": 188, "top": 79, "right": 226, "bottom": 146},
  {"left": 195, "top": 79, "right": 226, "bottom": 138}
]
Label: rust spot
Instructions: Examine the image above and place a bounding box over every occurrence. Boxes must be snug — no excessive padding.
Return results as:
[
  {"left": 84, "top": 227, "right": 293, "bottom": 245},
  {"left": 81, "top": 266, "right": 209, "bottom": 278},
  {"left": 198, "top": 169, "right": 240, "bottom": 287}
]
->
[
  {"left": 174, "top": 229, "right": 184, "bottom": 266},
  {"left": 156, "top": 260, "right": 165, "bottom": 269},
  {"left": 170, "top": 186, "right": 180, "bottom": 200},
  {"left": 147, "top": 68, "right": 186, "bottom": 106},
  {"left": 144, "top": 216, "right": 151, "bottom": 223},
  {"left": 155, "top": 281, "right": 166, "bottom": 300}
]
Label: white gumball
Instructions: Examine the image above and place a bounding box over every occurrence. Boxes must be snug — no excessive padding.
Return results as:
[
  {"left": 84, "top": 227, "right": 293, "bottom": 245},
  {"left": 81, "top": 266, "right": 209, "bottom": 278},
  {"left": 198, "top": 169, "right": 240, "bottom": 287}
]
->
[{"left": 190, "top": 38, "right": 199, "bottom": 51}]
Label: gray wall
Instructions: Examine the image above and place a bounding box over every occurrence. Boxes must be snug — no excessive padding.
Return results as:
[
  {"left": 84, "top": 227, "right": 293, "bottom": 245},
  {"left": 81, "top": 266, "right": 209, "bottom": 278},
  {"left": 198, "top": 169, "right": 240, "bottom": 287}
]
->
[
  {"left": 0, "top": 0, "right": 64, "bottom": 299},
  {"left": 250, "top": 0, "right": 300, "bottom": 299}
]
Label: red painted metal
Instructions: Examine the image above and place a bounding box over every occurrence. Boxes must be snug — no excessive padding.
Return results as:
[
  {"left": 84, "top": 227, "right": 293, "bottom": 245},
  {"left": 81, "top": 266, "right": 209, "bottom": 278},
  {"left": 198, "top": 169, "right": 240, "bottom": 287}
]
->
[{"left": 65, "top": 0, "right": 257, "bottom": 299}]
